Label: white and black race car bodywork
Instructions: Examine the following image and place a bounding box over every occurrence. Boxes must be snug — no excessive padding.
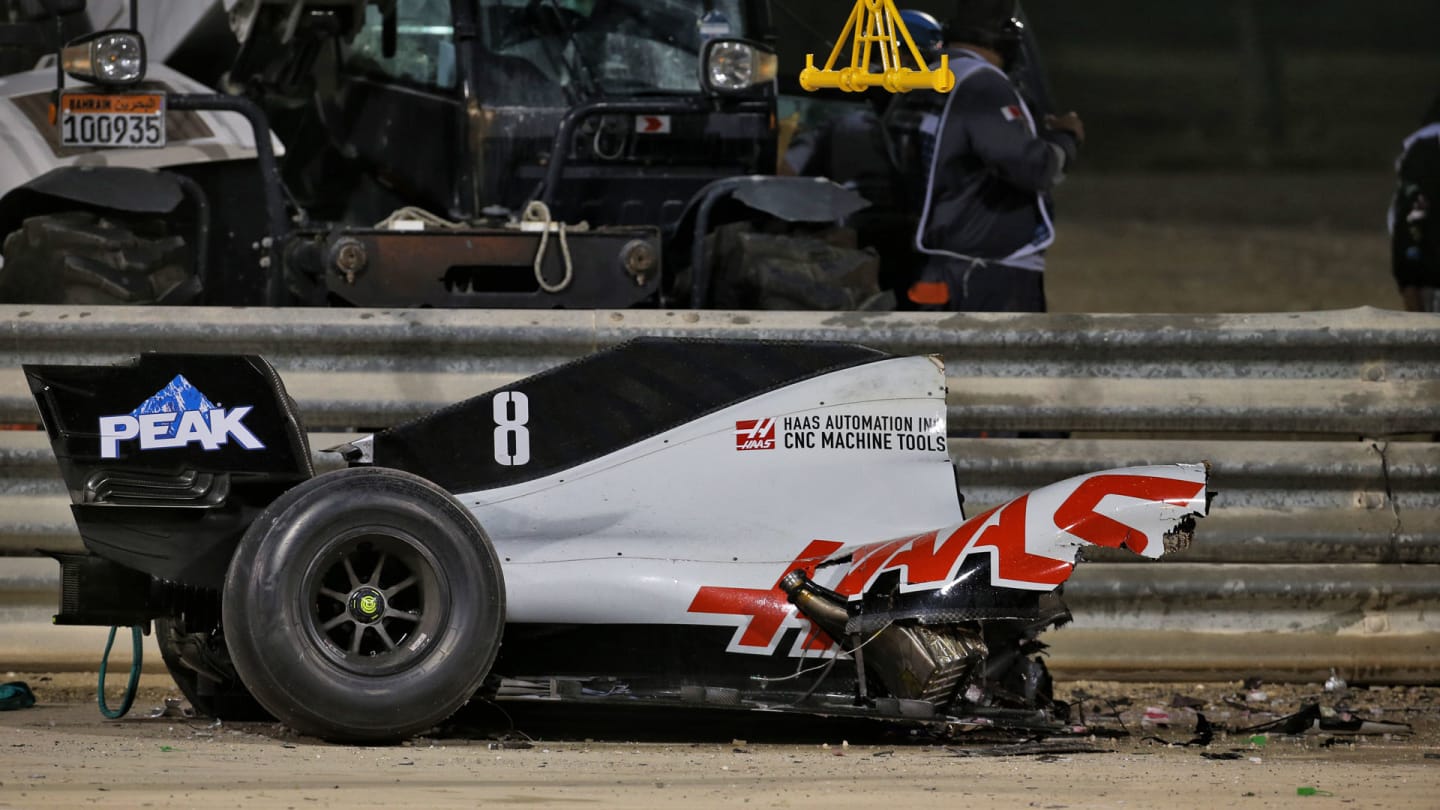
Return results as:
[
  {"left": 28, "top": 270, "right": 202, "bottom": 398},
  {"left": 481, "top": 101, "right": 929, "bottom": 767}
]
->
[{"left": 25, "top": 338, "right": 1209, "bottom": 742}]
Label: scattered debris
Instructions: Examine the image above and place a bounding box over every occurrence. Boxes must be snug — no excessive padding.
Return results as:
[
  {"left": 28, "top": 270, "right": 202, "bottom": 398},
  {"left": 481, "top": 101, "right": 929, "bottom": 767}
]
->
[
  {"left": 1234, "top": 703, "right": 1412, "bottom": 737},
  {"left": 1060, "top": 680, "right": 1425, "bottom": 751},
  {"left": 1169, "top": 694, "right": 1207, "bottom": 710},
  {"left": 0, "top": 682, "right": 36, "bottom": 711},
  {"left": 1324, "top": 669, "right": 1348, "bottom": 696},
  {"left": 1242, "top": 676, "right": 1268, "bottom": 703},
  {"left": 943, "top": 741, "right": 1113, "bottom": 758},
  {"left": 1141, "top": 706, "right": 1172, "bottom": 727},
  {"left": 1141, "top": 714, "right": 1215, "bottom": 748},
  {"left": 147, "top": 698, "right": 193, "bottom": 719}
]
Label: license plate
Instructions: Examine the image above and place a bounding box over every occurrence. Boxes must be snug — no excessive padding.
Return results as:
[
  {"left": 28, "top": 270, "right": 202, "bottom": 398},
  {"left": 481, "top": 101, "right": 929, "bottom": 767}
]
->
[{"left": 58, "top": 91, "right": 166, "bottom": 148}]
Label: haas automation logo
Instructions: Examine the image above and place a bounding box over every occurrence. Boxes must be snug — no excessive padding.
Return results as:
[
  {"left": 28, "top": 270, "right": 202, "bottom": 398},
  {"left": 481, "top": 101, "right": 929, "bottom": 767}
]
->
[
  {"left": 99, "top": 375, "right": 265, "bottom": 459},
  {"left": 734, "top": 418, "right": 776, "bottom": 451}
]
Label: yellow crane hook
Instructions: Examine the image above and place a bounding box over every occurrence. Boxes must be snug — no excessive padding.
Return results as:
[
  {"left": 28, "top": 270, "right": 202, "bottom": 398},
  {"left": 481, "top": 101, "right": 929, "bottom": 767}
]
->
[{"left": 799, "top": 0, "right": 955, "bottom": 93}]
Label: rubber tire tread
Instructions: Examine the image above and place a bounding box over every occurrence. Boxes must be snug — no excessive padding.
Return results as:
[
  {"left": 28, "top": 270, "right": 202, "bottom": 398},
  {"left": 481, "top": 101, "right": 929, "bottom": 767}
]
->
[
  {"left": 0, "top": 211, "right": 190, "bottom": 304},
  {"left": 154, "top": 617, "right": 272, "bottom": 721},
  {"left": 221, "top": 467, "right": 505, "bottom": 743}
]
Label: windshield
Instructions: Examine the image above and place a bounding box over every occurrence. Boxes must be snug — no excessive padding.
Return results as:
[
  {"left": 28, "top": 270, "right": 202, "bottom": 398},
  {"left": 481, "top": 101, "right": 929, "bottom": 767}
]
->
[
  {"left": 348, "top": 0, "right": 459, "bottom": 89},
  {"left": 479, "top": 0, "right": 749, "bottom": 103}
]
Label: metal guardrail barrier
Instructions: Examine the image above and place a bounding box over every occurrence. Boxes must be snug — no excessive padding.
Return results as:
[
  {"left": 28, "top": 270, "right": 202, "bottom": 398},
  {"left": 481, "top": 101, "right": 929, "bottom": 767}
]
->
[
  {"left": 1, "top": 304, "right": 1437, "bottom": 680},
  {"left": 3, "top": 305, "right": 1438, "bottom": 432}
]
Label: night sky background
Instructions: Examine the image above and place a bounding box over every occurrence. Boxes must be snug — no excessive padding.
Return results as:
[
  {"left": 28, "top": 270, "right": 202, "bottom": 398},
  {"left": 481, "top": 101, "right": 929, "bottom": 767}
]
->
[{"left": 772, "top": 0, "right": 1440, "bottom": 171}]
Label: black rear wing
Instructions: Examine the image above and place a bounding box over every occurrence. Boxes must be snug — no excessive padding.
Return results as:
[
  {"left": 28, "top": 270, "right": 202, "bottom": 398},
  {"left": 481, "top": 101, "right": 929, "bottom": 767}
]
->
[{"left": 24, "top": 354, "right": 313, "bottom": 588}]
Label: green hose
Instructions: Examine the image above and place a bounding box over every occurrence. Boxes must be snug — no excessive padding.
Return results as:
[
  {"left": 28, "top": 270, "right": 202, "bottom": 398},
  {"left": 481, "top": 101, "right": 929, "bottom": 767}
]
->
[{"left": 98, "top": 625, "right": 143, "bottom": 719}]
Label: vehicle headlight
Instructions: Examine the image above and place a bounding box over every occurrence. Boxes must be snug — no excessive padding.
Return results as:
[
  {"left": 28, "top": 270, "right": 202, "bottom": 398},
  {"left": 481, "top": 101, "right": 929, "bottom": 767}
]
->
[
  {"left": 701, "top": 39, "right": 777, "bottom": 95},
  {"left": 61, "top": 31, "right": 147, "bottom": 86}
]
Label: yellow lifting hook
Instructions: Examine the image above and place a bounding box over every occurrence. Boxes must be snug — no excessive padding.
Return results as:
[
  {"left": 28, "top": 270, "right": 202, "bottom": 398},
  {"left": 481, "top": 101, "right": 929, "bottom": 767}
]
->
[{"left": 799, "top": 0, "right": 955, "bottom": 94}]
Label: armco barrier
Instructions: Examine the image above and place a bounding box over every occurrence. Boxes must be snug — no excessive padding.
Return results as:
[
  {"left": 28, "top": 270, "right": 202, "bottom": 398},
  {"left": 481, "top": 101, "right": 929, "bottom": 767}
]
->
[
  {"left": 3, "top": 305, "right": 1437, "bottom": 433},
  {"left": 1, "top": 304, "right": 1437, "bottom": 682}
]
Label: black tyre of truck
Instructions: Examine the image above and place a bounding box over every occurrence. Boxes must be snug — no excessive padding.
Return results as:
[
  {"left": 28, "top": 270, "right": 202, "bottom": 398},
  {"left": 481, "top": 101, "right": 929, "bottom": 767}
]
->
[
  {"left": 221, "top": 467, "right": 506, "bottom": 743},
  {"left": 0, "top": 211, "right": 197, "bottom": 304},
  {"left": 154, "top": 616, "right": 272, "bottom": 721}
]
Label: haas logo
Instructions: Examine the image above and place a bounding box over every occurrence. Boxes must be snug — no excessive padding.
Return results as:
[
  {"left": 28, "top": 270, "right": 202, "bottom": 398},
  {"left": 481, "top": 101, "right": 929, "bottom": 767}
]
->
[
  {"left": 687, "top": 468, "right": 1208, "bottom": 656},
  {"left": 735, "top": 419, "right": 776, "bottom": 451}
]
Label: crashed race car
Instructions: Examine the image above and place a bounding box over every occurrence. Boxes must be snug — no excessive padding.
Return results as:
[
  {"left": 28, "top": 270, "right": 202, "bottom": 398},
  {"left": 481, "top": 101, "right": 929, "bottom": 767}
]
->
[{"left": 25, "top": 338, "right": 1209, "bottom": 743}]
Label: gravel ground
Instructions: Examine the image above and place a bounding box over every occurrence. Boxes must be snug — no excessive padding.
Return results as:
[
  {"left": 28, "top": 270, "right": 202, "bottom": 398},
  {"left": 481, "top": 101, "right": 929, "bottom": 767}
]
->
[
  {"left": 1045, "top": 172, "right": 1402, "bottom": 314},
  {"left": 2, "top": 674, "right": 1437, "bottom": 809}
]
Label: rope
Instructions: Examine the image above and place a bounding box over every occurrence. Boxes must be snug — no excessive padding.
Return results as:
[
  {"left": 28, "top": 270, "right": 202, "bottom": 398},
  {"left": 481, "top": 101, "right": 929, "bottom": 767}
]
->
[
  {"left": 373, "top": 206, "right": 466, "bottom": 230},
  {"left": 97, "top": 625, "right": 143, "bottom": 719},
  {"left": 374, "top": 202, "right": 578, "bottom": 294},
  {"left": 523, "top": 201, "right": 574, "bottom": 293}
]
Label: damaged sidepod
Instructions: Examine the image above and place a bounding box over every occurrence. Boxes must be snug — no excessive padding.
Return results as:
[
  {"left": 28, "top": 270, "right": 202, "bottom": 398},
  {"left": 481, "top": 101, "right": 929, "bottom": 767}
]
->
[{"left": 782, "top": 465, "right": 1211, "bottom": 720}]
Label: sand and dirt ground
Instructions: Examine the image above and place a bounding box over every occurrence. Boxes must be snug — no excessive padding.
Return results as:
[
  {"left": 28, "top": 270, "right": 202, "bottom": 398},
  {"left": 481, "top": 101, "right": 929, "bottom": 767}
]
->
[
  {"left": 1046, "top": 172, "right": 1404, "bottom": 314},
  {"left": 2, "top": 674, "right": 1437, "bottom": 809}
]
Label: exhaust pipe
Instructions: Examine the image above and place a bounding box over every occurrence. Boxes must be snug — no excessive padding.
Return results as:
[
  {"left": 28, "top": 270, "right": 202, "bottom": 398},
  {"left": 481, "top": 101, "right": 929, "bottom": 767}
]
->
[{"left": 779, "top": 570, "right": 986, "bottom": 707}]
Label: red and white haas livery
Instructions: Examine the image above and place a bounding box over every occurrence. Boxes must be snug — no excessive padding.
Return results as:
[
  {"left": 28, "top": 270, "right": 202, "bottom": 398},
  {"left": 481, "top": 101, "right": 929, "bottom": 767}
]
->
[{"left": 26, "top": 338, "right": 1209, "bottom": 743}]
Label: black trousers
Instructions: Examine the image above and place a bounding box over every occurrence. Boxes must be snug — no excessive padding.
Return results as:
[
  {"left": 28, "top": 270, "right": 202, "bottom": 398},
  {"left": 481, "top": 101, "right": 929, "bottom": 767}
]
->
[{"left": 913, "top": 255, "right": 1046, "bottom": 313}]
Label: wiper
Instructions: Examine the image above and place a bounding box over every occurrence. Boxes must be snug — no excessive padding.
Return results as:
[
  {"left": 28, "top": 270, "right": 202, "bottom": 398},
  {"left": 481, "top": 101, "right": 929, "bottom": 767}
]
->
[{"left": 532, "top": 0, "right": 602, "bottom": 100}]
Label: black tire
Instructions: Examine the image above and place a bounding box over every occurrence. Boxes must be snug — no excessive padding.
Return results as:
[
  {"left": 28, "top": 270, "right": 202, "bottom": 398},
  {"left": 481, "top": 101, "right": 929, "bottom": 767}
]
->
[
  {"left": 0, "top": 211, "right": 197, "bottom": 304},
  {"left": 707, "top": 222, "right": 888, "bottom": 311},
  {"left": 221, "top": 467, "right": 506, "bottom": 743},
  {"left": 154, "top": 616, "right": 271, "bottom": 721}
]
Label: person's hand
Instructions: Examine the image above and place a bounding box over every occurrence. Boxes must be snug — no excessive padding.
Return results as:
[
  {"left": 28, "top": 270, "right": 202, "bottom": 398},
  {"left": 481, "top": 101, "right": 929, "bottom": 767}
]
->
[{"left": 1045, "top": 111, "right": 1085, "bottom": 145}]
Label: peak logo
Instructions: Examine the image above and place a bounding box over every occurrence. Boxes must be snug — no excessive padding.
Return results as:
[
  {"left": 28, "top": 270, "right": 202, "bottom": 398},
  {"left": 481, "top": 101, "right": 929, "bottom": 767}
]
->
[
  {"left": 734, "top": 418, "right": 776, "bottom": 451},
  {"left": 99, "top": 375, "right": 265, "bottom": 459}
]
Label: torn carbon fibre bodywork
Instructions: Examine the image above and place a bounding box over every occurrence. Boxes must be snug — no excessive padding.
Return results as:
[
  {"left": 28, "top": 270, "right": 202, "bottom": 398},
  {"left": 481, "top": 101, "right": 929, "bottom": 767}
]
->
[{"left": 779, "top": 466, "right": 1206, "bottom": 722}]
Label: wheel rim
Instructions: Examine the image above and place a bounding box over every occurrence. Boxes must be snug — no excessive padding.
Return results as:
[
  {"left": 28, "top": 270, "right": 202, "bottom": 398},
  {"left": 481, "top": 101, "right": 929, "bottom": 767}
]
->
[{"left": 301, "top": 528, "right": 449, "bottom": 676}]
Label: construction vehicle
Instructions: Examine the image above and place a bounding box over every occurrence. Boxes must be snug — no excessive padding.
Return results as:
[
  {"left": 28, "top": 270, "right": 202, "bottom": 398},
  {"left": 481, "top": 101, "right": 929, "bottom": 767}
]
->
[
  {"left": 0, "top": 1, "right": 87, "bottom": 77},
  {"left": 0, "top": 0, "right": 879, "bottom": 308}
]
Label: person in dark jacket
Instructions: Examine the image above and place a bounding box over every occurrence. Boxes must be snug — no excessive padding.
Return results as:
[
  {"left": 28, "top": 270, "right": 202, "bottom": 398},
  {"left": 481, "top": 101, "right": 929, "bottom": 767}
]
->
[
  {"left": 1390, "top": 93, "right": 1440, "bottom": 312},
  {"left": 888, "top": 0, "right": 1083, "bottom": 312}
]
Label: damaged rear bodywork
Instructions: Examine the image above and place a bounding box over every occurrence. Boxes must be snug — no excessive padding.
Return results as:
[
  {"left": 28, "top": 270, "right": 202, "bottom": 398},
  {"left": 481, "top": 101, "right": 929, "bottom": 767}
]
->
[{"left": 778, "top": 465, "right": 1208, "bottom": 727}]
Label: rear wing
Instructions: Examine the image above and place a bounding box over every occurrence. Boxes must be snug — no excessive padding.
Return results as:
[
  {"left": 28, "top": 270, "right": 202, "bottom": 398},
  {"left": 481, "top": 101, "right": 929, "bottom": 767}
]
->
[
  {"left": 26, "top": 353, "right": 313, "bottom": 498},
  {"left": 24, "top": 353, "right": 313, "bottom": 587}
]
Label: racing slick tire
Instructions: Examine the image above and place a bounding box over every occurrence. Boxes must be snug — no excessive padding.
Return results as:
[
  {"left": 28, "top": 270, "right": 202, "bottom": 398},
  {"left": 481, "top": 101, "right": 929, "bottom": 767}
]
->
[
  {"left": 0, "top": 211, "right": 198, "bottom": 304},
  {"left": 154, "top": 617, "right": 271, "bottom": 721},
  {"left": 221, "top": 467, "right": 506, "bottom": 743}
]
